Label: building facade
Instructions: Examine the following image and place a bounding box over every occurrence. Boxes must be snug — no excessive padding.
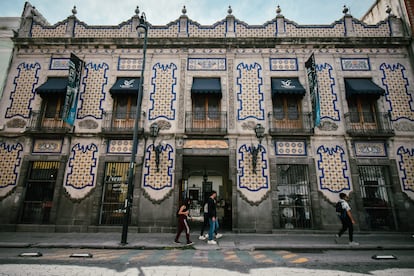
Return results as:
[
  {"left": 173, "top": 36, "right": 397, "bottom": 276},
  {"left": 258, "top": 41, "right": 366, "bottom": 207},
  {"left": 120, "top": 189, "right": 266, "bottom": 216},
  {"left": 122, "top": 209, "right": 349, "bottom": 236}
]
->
[{"left": 0, "top": 2, "right": 413, "bottom": 233}]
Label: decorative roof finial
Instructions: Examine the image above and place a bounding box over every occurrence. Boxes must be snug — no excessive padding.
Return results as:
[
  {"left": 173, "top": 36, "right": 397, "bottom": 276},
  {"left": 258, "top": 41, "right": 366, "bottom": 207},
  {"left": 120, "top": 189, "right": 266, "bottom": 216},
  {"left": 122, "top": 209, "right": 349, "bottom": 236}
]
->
[
  {"left": 182, "top": 5, "right": 187, "bottom": 15},
  {"left": 135, "top": 6, "right": 140, "bottom": 16},
  {"left": 72, "top": 6, "right": 77, "bottom": 16},
  {"left": 276, "top": 5, "right": 281, "bottom": 15},
  {"left": 342, "top": 5, "right": 349, "bottom": 15},
  {"left": 228, "top": 5, "right": 232, "bottom": 15}
]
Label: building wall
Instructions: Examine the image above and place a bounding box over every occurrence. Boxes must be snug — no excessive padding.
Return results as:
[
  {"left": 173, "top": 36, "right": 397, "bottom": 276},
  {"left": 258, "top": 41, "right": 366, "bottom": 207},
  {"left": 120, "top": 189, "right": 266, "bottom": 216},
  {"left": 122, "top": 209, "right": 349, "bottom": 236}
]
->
[
  {"left": 0, "top": 17, "right": 20, "bottom": 98},
  {"left": 0, "top": 4, "right": 413, "bottom": 233}
]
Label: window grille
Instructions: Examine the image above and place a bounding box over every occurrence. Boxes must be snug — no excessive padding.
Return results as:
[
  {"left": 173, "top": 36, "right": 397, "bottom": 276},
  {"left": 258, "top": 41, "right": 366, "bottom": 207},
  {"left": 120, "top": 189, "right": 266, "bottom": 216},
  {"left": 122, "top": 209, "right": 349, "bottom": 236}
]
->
[
  {"left": 358, "top": 165, "right": 396, "bottom": 230},
  {"left": 99, "top": 162, "right": 129, "bottom": 225},
  {"left": 277, "top": 164, "right": 312, "bottom": 229},
  {"left": 21, "top": 161, "right": 59, "bottom": 224}
]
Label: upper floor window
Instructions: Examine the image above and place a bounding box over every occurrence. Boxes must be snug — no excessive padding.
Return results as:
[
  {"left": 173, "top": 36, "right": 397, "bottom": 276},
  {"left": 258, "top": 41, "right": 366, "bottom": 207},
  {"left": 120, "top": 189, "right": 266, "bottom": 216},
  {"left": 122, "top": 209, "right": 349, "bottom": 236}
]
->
[
  {"left": 344, "top": 78, "right": 385, "bottom": 124},
  {"left": 271, "top": 78, "right": 305, "bottom": 121},
  {"left": 109, "top": 77, "right": 139, "bottom": 124}
]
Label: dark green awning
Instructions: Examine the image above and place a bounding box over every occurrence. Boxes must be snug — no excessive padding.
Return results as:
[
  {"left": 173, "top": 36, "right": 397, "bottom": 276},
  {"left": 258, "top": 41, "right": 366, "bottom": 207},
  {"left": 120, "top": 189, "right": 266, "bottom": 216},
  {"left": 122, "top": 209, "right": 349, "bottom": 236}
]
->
[
  {"left": 191, "top": 78, "right": 221, "bottom": 94},
  {"left": 345, "top": 78, "right": 385, "bottom": 98},
  {"left": 36, "top": 77, "right": 68, "bottom": 94},
  {"left": 109, "top": 78, "right": 140, "bottom": 94},
  {"left": 271, "top": 78, "right": 306, "bottom": 95}
]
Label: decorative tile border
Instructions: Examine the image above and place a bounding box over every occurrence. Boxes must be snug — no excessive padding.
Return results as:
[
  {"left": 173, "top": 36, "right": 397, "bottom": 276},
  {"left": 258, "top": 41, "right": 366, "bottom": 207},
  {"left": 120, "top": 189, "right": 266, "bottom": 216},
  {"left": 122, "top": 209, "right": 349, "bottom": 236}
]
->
[
  {"left": 32, "top": 139, "right": 63, "bottom": 154},
  {"left": 275, "top": 140, "right": 307, "bottom": 156},
  {"left": 354, "top": 141, "right": 387, "bottom": 157},
  {"left": 269, "top": 58, "right": 298, "bottom": 71},
  {"left": 118, "top": 58, "right": 143, "bottom": 71},
  {"left": 107, "top": 140, "right": 133, "bottom": 154},
  {"left": 340, "top": 58, "right": 370, "bottom": 71},
  {"left": 50, "top": 58, "right": 70, "bottom": 70},
  {"left": 397, "top": 146, "right": 414, "bottom": 197},
  {"left": 187, "top": 58, "right": 226, "bottom": 71}
]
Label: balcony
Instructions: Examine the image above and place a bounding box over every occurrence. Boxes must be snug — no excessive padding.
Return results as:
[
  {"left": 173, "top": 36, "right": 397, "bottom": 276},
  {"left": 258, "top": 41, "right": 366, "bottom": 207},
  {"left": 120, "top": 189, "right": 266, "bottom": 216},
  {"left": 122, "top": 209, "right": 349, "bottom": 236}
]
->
[
  {"left": 344, "top": 112, "right": 394, "bottom": 137},
  {"left": 26, "top": 111, "right": 71, "bottom": 134},
  {"left": 268, "top": 112, "right": 313, "bottom": 136},
  {"left": 185, "top": 111, "right": 227, "bottom": 135},
  {"left": 101, "top": 111, "right": 144, "bottom": 137}
]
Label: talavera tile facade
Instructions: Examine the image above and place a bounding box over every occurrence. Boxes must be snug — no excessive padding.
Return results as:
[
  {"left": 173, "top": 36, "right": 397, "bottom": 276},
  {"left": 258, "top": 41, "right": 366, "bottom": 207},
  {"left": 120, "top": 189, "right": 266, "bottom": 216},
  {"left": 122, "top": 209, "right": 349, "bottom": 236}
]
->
[{"left": 0, "top": 2, "right": 413, "bottom": 233}]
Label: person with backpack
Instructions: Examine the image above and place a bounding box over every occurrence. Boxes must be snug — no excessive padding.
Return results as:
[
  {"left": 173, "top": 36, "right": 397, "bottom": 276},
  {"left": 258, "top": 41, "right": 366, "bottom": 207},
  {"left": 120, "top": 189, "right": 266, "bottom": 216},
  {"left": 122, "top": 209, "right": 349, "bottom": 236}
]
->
[
  {"left": 174, "top": 198, "right": 194, "bottom": 245},
  {"left": 335, "top": 192, "right": 359, "bottom": 246}
]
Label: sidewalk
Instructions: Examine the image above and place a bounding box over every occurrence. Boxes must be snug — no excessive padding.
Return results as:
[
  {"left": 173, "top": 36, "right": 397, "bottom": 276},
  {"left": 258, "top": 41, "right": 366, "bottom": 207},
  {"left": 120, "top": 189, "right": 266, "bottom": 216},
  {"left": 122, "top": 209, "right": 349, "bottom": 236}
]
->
[{"left": 0, "top": 231, "right": 413, "bottom": 251}]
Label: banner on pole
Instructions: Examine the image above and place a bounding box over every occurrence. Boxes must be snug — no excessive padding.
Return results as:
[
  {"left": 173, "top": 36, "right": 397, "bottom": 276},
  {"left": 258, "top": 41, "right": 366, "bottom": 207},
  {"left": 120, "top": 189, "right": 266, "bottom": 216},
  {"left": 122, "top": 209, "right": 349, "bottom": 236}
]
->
[
  {"left": 305, "top": 54, "right": 321, "bottom": 127},
  {"left": 63, "top": 53, "right": 84, "bottom": 126}
]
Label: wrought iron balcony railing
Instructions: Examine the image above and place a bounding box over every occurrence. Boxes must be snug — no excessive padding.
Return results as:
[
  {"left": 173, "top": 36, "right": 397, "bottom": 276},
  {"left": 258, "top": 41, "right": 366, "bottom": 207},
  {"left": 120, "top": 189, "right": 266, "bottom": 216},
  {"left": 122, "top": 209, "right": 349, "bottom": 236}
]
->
[
  {"left": 101, "top": 111, "right": 145, "bottom": 134},
  {"left": 26, "top": 111, "right": 71, "bottom": 133},
  {"left": 344, "top": 112, "right": 394, "bottom": 137},
  {"left": 185, "top": 111, "right": 227, "bottom": 135},
  {"left": 268, "top": 112, "right": 313, "bottom": 136}
]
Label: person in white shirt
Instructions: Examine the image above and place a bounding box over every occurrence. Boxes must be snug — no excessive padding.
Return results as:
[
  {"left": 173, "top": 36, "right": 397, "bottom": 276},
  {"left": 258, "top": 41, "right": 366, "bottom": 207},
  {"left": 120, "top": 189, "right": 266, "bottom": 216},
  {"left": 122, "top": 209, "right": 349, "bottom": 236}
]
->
[{"left": 336, "top": 192, "right": 359, "bottom": 246}]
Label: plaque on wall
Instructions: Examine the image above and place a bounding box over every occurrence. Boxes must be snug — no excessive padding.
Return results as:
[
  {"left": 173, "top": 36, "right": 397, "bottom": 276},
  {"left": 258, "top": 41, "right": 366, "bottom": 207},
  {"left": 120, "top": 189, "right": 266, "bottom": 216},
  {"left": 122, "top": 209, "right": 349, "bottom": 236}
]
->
[
  {"left": 32, "top": 139, "right": 63, "bottom": 153},
  {"left": 354, "top": 141, "right": 387, "bottom": 157},
  {"left": 341, "top": 58, "right": 370, "bottom": 71}
]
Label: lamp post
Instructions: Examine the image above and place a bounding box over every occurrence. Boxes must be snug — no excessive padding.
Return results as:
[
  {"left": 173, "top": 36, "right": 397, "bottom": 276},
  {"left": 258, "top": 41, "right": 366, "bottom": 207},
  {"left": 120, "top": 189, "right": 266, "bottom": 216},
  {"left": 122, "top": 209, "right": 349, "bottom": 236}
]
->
[
  {"left": 251, "top": 123, "right": 265, "bottom": 174},
  {"left": 121, "top": 12, "right": 148, "bottom": 245}
]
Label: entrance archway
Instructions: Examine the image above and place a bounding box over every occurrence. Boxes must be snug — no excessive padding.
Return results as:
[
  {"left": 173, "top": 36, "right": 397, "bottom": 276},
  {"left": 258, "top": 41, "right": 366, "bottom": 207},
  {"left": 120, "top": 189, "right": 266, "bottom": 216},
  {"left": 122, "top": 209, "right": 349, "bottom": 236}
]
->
[{"left": 181, "top": 155, "right": 231, "bottom": 230}]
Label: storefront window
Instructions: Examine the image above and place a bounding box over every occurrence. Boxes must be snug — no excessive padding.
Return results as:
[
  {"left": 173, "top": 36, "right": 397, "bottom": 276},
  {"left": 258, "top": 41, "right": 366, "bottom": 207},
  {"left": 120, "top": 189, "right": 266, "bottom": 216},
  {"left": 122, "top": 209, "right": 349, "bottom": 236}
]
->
[{"left": 99, "top": 162, "right": 129, "bottom": 225}]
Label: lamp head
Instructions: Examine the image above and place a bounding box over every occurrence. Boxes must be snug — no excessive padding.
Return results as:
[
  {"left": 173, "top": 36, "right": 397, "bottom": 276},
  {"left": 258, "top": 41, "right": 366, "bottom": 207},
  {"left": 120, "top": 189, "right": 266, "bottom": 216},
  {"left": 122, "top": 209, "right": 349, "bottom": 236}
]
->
[
  {"left": 150, "top": 123, "right": 159, "bottom": 142},
  {"left": 254, "top": 123, "right": 265, "bottom": 144},
  {"left": 137, "top": 12, "right": 148, "bottom": 35}
]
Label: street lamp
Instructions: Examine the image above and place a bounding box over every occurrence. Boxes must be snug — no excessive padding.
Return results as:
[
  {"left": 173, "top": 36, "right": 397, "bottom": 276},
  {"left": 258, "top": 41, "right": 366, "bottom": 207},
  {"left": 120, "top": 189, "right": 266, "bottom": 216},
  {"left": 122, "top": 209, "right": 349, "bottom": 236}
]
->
[
  {"left": 251, "top": 123, "right": 265, "bottom": 174},
  {"left": 121, "top": 11, "right": 148, "bottom": 245},
  {"left": 150, "top": 123, "right": 162, "bottom": 172}
]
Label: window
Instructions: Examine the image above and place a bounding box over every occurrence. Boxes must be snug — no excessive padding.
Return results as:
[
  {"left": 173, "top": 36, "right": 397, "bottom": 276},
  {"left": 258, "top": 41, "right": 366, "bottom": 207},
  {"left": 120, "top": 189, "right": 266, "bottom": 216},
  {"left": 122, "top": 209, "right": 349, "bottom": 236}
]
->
[
  {"left": 113, "top": 95, "right": 137, "bottom": 128},
  {"left": 273, "top": 95, "right": 300, "bottom": 120},
  {"left": 41, "top": 95, "right": 65, "bottom": 128},
  {"left": 191, "top": 94, "right": 221, "bottom": 129},
  {"left": 358, "top": 166, "right": 396, "bottom": 230},
  {"left": 277, "top": 164, "right": 312, "bottom": 229},
  {"left": 100, "top": 162, "right": 129, "bottom": 225},
  {"left": 21, "top": 161, "right": 59, "bottom": 224},
  {"left": 114, "top": 95, "right": 137, "bottom": 119},
  {"left": 348, "top": 96, "right": 377, "bottom": 125}
]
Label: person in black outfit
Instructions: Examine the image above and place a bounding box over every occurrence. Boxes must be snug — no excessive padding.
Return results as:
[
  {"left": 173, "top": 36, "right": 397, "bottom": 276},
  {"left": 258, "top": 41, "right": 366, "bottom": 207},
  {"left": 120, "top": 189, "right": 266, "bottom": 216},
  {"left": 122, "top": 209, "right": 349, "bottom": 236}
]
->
[
  {"left": 207, "top": 191, "right": 218, "bottom": 245},
  {"left": 174, "top": 198, "right": 194, "bottom": 245},
  {"left": 335, "top": 192, "right": 359, "bottom": 246}
]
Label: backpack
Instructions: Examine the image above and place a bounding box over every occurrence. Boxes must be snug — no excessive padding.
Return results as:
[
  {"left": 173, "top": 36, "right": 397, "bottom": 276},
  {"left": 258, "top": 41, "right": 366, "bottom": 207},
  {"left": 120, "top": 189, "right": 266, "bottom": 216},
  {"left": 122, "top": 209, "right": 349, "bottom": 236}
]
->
[{"left": 335, "top": 201, "right": 346, "bottom": 218}]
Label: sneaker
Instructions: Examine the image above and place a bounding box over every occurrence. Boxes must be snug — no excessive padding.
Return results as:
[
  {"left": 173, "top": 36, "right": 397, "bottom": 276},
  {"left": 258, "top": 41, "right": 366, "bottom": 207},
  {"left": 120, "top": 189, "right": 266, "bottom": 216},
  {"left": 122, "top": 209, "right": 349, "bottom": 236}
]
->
[
  {"left": 349, "top": 241, "right": 359, "bottom": 246},
  {"left": 187, "top": 241, "right": 194, "bottom": 245},
  {"left": 215, "top": 233, "right": 223, "bottom": 239},
  {"left": 207, "top": 240, "right": 217, "bottom": 245},
  {"left": 204, "top": 233, "right": 209, "bottom": 238},
  {"left": 198, "top": 235, "right": 207, "bottom": 240},
  {"left": 174, "top": 240, "right": 181, "bottom": 244}
]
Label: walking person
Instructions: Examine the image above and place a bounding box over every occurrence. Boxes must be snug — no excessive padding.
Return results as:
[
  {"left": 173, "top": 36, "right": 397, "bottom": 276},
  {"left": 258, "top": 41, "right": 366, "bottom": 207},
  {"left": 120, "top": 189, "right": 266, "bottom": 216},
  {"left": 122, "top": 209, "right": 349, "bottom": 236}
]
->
[
  {"left": 174, "top": 198, "right": 194, "bottom": 245},
  {"left": 199, "top": 199, "right": 223, "bottom": 241},
  {"left": 335, "top": 192, "right": 359, "bottom": 245},
  {"left": 198, "top": 201, "right": 209, "bottom": 240},
  {"left": 207, "top": 191, "right": 218, "bottom": 245}
]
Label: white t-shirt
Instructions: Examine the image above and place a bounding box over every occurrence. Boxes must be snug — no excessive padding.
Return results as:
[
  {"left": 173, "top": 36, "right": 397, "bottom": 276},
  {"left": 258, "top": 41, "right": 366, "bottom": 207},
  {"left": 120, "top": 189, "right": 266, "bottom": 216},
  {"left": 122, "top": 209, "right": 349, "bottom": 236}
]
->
[{"left": 340, "top": 199, "right": 351, "bottom": 212}]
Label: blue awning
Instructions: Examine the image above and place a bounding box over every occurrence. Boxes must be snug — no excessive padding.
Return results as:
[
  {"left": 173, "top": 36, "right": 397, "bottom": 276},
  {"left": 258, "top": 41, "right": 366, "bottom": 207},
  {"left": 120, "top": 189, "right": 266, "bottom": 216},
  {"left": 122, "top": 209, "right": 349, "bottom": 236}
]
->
[
  {"left": 271, "top": 78, "right": 306, "bottom": 96},
  {"left": 191, "top": 78, "right": 221, "bottom": 94},
  {"left": 36, "top": 77, "right": 68, "bottom": 95},
  {"left": 345, "top": 78, "right": 385, "bottom": 98},
  {"left": 109, "top": 78, "right": 140, "bottom": 94}
]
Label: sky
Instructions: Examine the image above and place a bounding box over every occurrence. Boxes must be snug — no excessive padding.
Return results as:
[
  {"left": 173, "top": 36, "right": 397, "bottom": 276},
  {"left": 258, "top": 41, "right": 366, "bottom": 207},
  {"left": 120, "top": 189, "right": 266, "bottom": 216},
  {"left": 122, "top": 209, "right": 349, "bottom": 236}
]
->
[{"left": 0, "top": 0, "right": 379, "bottom": 26}]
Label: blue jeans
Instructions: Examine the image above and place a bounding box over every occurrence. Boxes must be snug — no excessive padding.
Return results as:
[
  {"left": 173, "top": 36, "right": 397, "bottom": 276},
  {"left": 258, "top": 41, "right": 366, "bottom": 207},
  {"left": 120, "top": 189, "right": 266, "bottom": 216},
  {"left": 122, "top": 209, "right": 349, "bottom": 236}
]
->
[
  {"left": 208, "top": 218, "right": 216, "bottom": 240},
  {"left": 208, "top": 218, "right": 219, "bottom": 241}
]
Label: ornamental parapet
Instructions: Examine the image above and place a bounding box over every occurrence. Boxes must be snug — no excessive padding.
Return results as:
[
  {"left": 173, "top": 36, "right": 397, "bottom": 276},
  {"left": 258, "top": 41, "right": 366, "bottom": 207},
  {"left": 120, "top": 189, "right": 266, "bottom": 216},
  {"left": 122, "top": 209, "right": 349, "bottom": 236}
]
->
[{"left": 17, "top": 3, "right": 407, "bottom": 40}]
